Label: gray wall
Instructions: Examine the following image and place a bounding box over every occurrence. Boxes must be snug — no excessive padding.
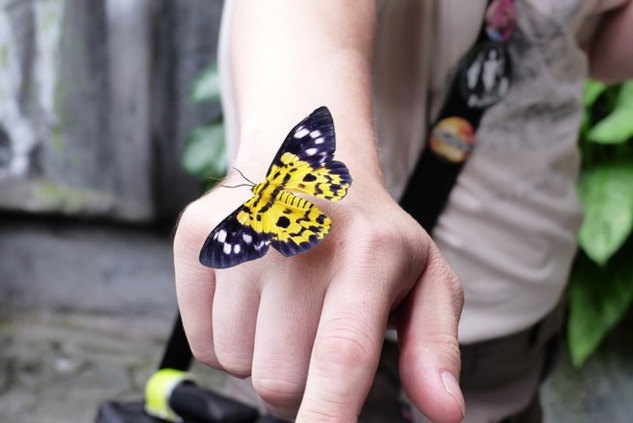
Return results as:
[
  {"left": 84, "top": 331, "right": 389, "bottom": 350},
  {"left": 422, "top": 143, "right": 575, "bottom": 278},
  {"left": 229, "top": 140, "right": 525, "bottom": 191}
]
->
[{"left": 0, "top": 0, "right": 224, "bottom": 222}]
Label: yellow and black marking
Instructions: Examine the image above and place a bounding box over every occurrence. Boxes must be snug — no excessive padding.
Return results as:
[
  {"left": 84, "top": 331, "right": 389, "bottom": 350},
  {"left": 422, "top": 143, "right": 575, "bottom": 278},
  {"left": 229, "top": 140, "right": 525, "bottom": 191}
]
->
[
  {"left": 268, "top": 190, "right": 331, "bottom": 257},
  {"left": 199, "top": 106, "right": 352, "bottom": 269},
  {"left": 277, "top": 153, "right": 350, "bottom": 201}
]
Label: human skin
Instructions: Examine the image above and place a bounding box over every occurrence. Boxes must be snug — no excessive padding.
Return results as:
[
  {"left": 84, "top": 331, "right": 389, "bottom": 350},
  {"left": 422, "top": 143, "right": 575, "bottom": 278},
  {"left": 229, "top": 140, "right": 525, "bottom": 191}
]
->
[
  {"left": 587, "top": 0, "right": 633, "bottom": 83},
  {"left": 174, "top": 0, "right": 633, "bottom": 422}
]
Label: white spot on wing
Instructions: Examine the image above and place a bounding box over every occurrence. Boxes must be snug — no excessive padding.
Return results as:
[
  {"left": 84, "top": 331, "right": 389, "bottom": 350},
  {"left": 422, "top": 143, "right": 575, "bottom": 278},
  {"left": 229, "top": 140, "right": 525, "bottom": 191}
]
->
[
  {"left": 314, "top": 137, "right": 324, "bottom": 144},
  {"left": 294, "top": 127, "right": 309, "bottom": 138},
  {"left": 223, "top": 243, "right": 232, "bottom": 255},
  {"left": 217, "top": 229, "right": 227, "bottom": 243},
  {"left": 233, "top": 244, "right": 241, "bottom": 254},
  {"left": 305, "top": 148, "right": 318, "bottom": 156},
  {"left": 242, "top": 233, "right": 253, "bottom": 244},
  {"left": 310, "top": 130, "right": 321, "bottom": 138}
]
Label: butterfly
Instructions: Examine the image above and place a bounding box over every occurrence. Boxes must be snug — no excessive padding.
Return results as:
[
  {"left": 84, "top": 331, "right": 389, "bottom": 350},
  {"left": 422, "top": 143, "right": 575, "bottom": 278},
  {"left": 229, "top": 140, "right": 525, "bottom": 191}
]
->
[{"left": 199, "top": 106, "right": 353, "bottom": 269}]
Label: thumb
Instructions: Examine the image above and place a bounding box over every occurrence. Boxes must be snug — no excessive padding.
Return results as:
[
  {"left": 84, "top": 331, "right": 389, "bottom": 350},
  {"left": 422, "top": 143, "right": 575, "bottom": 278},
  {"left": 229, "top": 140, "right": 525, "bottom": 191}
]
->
[{"left": 395, "top": 244, "right": 465, "bottom": 423}]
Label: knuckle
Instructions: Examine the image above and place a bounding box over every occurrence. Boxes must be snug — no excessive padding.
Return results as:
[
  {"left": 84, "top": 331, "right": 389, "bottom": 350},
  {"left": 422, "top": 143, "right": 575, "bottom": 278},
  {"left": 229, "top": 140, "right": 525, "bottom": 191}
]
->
[
  {"left": 173, "top": 200, "right": 207, "bottom": 255},
  {"left": 428, "top": 245, "right": 465, "bottom": 310},
  {"left": 189, "top": 344, "right": 221, "bottom": 369},
  {"left": 313, "top": 315, "right": 376, "bottom": 369},
  {"left": 214, "top": 347, "right": 252, "bottom": 378},
  {"left": 349, "top": 214, "right": 397, "bottom": 248},
  {"left": 429, "top": 333, "right": 462, "bottom": 371},
  {"left": 217, "top": 361, "right": 252, "bottom": 379},
  {"left": 299, "top": 403, "right": 350, "bottom": 422},
  {"left": 252, "top": 373, "right": 305, "bottom": 407},
  {"left": 439, "top": 266, "right": 464, "bottom": 312},
  {"left": 338, "top": 218, "right": 403, "bottom": 272},
  {"left": 447, "top": 275, "right": 464, "bottom": 311},
  {"left": 402, "top": 331, "right": 462, "bottom": 374},
  {"left": 176, "top": 198, "right": 203, "bottom": 231},
  {"left": 343, "top": 209, "right": 427, "bottom": 263}
]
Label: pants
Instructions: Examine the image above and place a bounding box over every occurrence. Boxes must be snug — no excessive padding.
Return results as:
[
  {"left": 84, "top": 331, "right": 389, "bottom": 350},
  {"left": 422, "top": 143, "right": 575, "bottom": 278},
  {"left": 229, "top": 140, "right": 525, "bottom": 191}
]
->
[{"left": 360, "top": 301, "right": 565, "bottom": 423}]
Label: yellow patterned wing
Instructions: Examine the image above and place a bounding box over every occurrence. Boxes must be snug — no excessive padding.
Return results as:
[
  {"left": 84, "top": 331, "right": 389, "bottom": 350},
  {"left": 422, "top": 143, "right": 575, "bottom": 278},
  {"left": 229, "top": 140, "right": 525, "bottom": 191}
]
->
[
  {"left": 265, "top": 190, "right": 331, "bottom": 257},
  {"left": 268, "top": 154, "right": 351, "bottom": 202}
]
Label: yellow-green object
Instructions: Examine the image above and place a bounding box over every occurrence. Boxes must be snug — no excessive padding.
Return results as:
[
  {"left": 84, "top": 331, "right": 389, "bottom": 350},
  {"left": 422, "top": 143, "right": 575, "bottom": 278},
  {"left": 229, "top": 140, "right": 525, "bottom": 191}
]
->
[{"left": 145, "top": 368, "right": 196, "bottom": 422}]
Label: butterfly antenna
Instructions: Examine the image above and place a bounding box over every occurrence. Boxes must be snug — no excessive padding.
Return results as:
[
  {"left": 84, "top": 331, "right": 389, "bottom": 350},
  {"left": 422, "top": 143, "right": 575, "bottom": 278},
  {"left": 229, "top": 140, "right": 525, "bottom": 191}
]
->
[
  {"left": 233, "top": 167, "right": 256, "bottom": 186},
  {"left": 222, "top": 183, "right": 255, "bottom": 189}
]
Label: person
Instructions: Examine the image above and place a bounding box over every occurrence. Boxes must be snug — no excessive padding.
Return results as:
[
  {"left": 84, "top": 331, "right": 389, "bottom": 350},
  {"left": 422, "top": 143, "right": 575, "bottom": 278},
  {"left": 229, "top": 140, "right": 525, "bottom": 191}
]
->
[{"left": 173, "top": 1, "right": 633, "bottom": 422}]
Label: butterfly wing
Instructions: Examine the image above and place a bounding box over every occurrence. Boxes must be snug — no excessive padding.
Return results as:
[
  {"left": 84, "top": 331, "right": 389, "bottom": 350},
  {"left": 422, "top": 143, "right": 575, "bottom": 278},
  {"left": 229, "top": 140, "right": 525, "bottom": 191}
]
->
[
  {"left": 283, "top": 160, "right": 352, "bottom": 201},
  {"left": 266, "top": 191, "right": 331, "bottom": 257},
  {"left": 266, "top": 106, "right": 352, "bottom": 201},
  {"left": 199, "top": 201, "right": 273, "bottom": 269},
  {"left": 199, "top": 106, "right": 351, "bottom": 268}
]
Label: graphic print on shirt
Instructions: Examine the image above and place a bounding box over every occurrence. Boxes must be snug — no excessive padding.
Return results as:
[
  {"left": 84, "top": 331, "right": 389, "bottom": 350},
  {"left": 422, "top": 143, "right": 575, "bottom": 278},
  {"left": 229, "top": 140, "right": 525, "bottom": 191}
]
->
[{"left": 468, "top": 0, "right": 587, "bottom": 202}]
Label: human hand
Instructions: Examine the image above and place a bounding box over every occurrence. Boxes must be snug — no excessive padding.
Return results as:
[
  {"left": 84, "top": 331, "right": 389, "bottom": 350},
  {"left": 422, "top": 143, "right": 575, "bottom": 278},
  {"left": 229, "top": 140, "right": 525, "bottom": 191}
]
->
[{"left": 174, "top": 172, "right": 465, "bottom": 422}]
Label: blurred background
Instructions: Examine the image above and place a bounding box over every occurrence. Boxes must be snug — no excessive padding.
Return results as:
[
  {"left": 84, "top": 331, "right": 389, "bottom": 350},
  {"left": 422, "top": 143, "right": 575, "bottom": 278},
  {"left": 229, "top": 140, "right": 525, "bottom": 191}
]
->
[{"left": 0, "top": 0, "right": 632, "bottom": 422}]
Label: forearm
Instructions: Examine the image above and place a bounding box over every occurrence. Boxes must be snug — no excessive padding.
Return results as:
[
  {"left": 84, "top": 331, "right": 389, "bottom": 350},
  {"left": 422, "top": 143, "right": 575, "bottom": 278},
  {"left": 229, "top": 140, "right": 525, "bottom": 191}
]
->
[
  {"left": 588, "top": 0, "right": 633, "bottom": 83},
  {"left": 228, "top": 0, "right": 382, "bottom": 186}
]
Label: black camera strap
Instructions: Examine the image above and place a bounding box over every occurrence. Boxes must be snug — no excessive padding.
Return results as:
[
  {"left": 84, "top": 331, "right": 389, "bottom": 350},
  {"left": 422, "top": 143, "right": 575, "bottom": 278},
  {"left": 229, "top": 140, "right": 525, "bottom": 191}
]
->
[
  {"left": 158, "top": 314, "right": 192, "bottom": 371},
  {"left": 399, "top": 0, "right": 516, "bottom": 233}
]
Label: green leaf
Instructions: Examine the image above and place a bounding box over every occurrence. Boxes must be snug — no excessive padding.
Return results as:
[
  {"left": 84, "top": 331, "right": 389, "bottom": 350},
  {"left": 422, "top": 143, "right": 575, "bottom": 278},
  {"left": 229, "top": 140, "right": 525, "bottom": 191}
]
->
[
  {"left": 587, "top": 82, "right": 633, "bottom": 144},
  {"left": 181, "top": 120, "right": 226, "bottom": 185},
  {"left": 190, "top": 63, "right": 221, "bottom": 104},
  {"left": 615, "top": 81, "right": 633, "bottom": 107},
  {"left": 587, "top": 108, "right": 633, "bottom": 144},
  {"left": 567, "top": 245, "right": 633, "bottom": 367},
  {"left": 583, "top": 80, "right": 607, "bottom": 108},
  {"left": 577, "top": 160, "right": 633, "bottom": 265}
]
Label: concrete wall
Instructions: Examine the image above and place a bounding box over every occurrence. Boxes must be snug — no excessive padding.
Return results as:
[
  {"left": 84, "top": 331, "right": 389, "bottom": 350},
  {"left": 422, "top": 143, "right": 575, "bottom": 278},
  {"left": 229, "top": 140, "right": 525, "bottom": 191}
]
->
[{"left": 0, "top": 0, "right": 224, "bottom": 222}]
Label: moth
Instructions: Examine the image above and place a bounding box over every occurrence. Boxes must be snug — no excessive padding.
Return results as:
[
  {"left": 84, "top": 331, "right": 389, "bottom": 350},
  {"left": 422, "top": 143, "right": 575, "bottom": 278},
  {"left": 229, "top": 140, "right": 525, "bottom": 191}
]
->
[{"left": 199, "top": 106, "right": 352, "bottom": 269}]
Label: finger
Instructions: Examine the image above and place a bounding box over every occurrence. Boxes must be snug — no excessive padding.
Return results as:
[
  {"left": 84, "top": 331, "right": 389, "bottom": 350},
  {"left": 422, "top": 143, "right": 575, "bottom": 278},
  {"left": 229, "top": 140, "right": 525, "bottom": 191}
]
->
[
  {"left": 212, "top": 266, "right": 261, "bottom": 377},
  {"left": 395, "top": 243, "right": 465, "bottom": 423},
  {"left": 250, "top": 264, "right": 325, "bottom": 418},
  {"left": 174, "top": 200, "right": 220, "bottom": 367},
  {"left": 175, "top": 183, "right": 253, "bottom": 367},
  {"left": 296, "top": 276, "right": 392, "bottom": 421}
]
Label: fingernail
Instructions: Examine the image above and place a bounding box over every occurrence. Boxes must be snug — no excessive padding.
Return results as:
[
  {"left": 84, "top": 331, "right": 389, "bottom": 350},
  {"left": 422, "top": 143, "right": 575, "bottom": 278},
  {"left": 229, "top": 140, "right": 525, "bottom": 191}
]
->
[{"left": 441, "top": 371, "right": 466, "bottom": 418}]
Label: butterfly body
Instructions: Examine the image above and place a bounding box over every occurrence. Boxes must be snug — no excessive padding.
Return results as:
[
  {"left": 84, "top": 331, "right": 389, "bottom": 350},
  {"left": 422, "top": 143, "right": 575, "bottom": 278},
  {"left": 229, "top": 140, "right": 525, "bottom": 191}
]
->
[{"left": 200, "top": 106, "right": 351, "bottom": 269}]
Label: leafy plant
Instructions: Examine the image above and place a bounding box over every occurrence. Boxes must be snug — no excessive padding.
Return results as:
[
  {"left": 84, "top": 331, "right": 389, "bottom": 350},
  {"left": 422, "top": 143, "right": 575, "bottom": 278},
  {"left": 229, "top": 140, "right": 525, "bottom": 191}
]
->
[
  {"left": 181, "top": 63, "right": 226, "bottom": 191},
  {"left": 567, "top": 80, "right": 633, "bottom": 366}
]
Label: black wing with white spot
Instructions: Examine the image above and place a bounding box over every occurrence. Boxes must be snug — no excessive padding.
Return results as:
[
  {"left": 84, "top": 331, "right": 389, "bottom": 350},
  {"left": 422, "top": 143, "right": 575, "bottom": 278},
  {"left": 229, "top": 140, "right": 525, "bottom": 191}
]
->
[
  {"left": 268, "top": 106, "right": 337, "bottom": 174},
  {"left": 199, "top": 206, "right": 273, "bottom": 269}
]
